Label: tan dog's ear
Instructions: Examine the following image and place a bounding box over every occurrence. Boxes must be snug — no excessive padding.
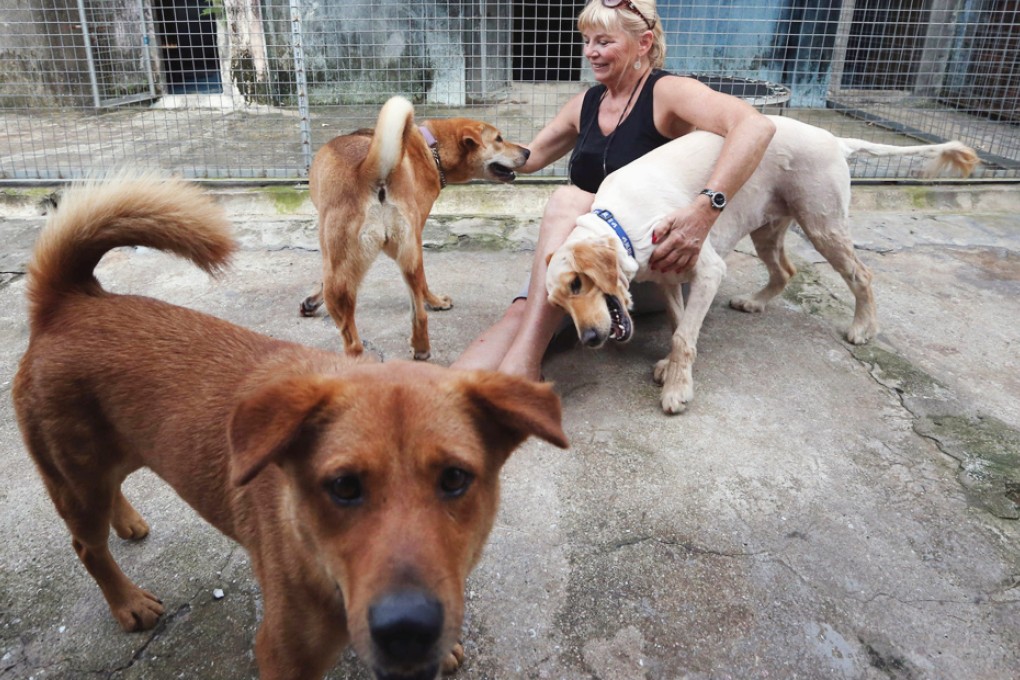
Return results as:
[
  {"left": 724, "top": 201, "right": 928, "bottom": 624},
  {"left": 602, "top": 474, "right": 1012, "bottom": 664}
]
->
[
  {"left": 571, "top": 240, "right": 619, "bottom": 295},
  {"left": 545, "top": 251, "right": 554, "bottom": 266},
  {"left": 460, "top": 372, "right": 569, "bottom": 462},
  {"left": 460, "top": 127, "right": 482, "bottom": 149},
  {"left": 229, "top": 376, "right": 339, "bottom": 486}
]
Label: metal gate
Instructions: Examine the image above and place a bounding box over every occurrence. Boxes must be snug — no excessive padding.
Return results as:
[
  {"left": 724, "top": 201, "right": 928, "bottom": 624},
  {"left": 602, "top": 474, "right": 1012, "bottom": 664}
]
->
[{"left": 1, "top": 0, "right": 1017, "bottom": 182}]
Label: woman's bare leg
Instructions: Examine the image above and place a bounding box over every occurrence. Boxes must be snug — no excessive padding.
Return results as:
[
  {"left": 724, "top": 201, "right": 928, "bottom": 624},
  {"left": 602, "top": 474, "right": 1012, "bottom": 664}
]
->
[
  {"left": 452, "top": 299, "right": 527, "bottom": 372},
  {"left": 453, "top": 186, "right": 594, "bottom": 379},
  {"left": 497, "top": 187, "right": 594, "bottom": 380}
]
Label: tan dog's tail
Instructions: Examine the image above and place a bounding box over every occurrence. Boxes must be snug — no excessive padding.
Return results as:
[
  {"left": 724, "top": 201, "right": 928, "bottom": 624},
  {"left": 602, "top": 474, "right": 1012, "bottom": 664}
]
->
[
  {"left": 838, "top": 137, "right": 979, "bottom": 178},
  {"left": 25, "top": 170, "right": 235, "bottom": 328},
  {"left": 362, "top": 96, "right": 416, "bottom": 184}
]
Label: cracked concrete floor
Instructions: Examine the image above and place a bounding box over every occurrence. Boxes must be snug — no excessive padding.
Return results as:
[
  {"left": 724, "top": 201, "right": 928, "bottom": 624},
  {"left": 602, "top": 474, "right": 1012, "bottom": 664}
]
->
[{"left": 1, "top": 192, "right": 1018, "bottom": 679}]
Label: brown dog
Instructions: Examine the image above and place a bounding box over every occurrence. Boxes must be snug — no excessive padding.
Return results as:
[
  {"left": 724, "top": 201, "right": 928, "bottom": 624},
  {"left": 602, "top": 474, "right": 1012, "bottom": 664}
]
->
[
  {"left": 301, "top": 96, "right": 530, "bottom": 360},
  {"left": 13, "top": 173, "right": 568, "bottom": 680}
]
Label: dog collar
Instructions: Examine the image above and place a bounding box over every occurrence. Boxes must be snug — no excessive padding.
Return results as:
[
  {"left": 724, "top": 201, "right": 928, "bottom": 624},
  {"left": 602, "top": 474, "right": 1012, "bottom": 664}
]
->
[
  {"left": 418, "top": 125, "right": 447, "bottom": 189},
  {"left": 592, "top": 209, "right": 635, "bottom": 258}
]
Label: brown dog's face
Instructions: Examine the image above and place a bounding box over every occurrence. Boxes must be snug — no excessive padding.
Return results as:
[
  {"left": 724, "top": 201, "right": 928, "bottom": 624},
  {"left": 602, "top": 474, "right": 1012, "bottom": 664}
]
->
[
  {"left": 229, "top": 362, "right": 567, "bottom": 680},
  {"left": 441, "top": 119, "right": 530, "bottom": 184},
  {"left": 546, "top": 237, "right": 635, "bottom": 348}
]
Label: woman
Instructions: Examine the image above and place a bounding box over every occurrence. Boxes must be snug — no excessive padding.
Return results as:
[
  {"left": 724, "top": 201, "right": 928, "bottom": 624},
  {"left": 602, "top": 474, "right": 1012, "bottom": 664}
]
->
[{"left": 453, "top": 0, "right": 775, "bottom": 381}]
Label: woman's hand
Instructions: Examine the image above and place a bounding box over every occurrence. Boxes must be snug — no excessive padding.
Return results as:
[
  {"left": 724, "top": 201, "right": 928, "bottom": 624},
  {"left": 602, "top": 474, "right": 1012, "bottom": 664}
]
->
[{"left": 649, "top": 203, "right": 716, "bottom": 273}]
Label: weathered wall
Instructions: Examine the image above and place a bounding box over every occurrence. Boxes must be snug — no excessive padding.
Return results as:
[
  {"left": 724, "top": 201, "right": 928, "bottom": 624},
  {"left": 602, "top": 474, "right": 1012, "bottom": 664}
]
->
[{"left": 0, "top": 0, "right": 155, "bottom": 108}]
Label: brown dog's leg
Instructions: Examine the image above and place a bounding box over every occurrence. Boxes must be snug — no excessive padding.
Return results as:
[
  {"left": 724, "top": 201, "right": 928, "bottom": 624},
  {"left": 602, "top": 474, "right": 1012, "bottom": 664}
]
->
[
  {"left": 59, "top": 478, "right": 163, "bottom": 630},
  {"left": 18, "top": 416, "right": 165, "bottom": 631},
  {"left": 251, "top": 568, "right": 348, "bottom": 680},
  {"left": 392, "top": 240, "right": 447, "bottom": 360},
  {"left": 323, "top": 273, "right": 368, "bottom": 356},
  {"left": 299, "top": 282, "right": 325, "bottom": 317},
  {"left": 110, "top": 489, "right": 150, "bottom": 540}
]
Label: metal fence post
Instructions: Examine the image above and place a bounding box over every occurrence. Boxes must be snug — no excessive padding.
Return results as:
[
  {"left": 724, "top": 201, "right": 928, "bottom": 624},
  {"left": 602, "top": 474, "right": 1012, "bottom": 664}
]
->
[{"left": 290, "top": 0, "right": 312, "bottom": 178}]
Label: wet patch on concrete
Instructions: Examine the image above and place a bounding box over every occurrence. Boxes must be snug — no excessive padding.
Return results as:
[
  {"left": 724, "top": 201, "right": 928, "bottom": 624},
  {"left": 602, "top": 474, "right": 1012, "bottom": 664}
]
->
[
  {"left": 915, "top": 415, "right": 1020, "bottom": 520},
  {"left": 853, "top": 344, "right": 1020, "bottom": 520},
  {"left": 782, "top": 259, "right": 1020, "bottom": 522}
]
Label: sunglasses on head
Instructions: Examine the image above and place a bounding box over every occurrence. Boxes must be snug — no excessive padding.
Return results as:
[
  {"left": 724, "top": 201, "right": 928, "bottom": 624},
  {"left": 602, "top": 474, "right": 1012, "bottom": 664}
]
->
[{"left": 602, "top": 0, "right": 655, "bottom": 31}]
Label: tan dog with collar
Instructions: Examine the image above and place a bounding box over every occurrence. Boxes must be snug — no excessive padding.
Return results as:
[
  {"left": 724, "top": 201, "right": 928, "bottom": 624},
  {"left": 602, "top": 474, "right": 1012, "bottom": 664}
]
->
[
  {"left": 546, "top": 115, "right": 978, "bottom": 414},
  {"left": 14, "top": 173, "right": 568, "bottom": 680},
  {"left": 301, "top": 96, "right": 530, "bottom": 360}
]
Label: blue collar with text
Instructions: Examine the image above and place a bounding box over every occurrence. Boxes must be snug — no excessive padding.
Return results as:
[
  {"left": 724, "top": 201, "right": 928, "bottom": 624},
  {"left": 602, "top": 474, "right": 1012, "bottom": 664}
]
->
[{"left": 592, "top": 209, "right": 635, "bottom": 258}]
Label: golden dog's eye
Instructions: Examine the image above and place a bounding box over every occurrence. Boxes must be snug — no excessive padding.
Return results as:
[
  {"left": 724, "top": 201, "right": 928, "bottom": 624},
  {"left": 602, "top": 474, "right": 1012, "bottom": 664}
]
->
[
  {"left": 495, "top": 134, "right": 503, "bottom": 142},
  {"left": 328, "top": 475, "right": 364, "bottom": 506},
  {"left": 570, "top": 275, "right": 582, "bottom": 295},
  {"left": 439, "top": 467, "right": 473, "bottom": 498}
]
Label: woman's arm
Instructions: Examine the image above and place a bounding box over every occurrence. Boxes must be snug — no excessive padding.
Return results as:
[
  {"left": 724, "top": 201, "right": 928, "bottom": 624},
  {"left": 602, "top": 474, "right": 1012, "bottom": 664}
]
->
[
  {"left": 518, "top": 92, "right": 586, "bottom": 174},
  {"left": 649, "top": 77, "right": 776, "bottom": 273}
]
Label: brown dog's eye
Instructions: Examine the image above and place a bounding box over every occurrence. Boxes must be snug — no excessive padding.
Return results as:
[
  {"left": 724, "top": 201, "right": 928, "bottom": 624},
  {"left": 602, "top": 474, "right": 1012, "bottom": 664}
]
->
[
  {"left": 570, "top": 275, "right": 582, "bottom": 295},
  {"left": 495, "top": 134, "right": 503, "bottom": 142},
  {"left": 328, "top": 475, "right": 363, "bottom": 506},
  {"left": 439, "top": 468, "right": 473, "bottom": 498}
]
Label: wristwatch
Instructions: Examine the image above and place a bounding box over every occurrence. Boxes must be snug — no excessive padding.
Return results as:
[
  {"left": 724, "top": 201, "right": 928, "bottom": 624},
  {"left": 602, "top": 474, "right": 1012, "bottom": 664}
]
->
[{"left": 699, "top": 188, "right": 727, "bottom": 210}]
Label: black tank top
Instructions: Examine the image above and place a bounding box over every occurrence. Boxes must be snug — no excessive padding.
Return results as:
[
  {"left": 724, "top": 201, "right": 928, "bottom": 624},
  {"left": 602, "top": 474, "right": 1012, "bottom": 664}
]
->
[{"left": 569, "top": 69, "right": 674, "bottom": 193}]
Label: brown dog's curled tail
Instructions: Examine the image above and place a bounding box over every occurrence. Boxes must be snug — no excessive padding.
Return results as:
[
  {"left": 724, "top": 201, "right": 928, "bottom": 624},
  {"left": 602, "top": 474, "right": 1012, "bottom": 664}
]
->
[
  {"left": 362, "top": 96, "right": 416, "bottom": 184},
  {"left": 25, "top": 169, "right": 235, "bottom": 327}
]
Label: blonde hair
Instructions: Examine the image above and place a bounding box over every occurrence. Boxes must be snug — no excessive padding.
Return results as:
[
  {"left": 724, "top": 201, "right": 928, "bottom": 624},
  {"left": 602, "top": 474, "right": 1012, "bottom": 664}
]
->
[{"left": 578, "top": 0, "right": 666, "bottom": 70}]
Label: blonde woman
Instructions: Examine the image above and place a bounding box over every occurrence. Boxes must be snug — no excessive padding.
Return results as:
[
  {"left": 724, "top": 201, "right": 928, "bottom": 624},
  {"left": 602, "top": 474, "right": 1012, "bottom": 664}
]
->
[{"left": 454, "top": 0, "right": 775, "bottom": 380}]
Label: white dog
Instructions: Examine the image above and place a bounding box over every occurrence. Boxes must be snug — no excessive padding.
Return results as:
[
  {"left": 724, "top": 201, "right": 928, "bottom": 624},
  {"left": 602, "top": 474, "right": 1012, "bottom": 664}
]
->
[{"left": 546, "top": 115, "right": 978, "bottom": 414}]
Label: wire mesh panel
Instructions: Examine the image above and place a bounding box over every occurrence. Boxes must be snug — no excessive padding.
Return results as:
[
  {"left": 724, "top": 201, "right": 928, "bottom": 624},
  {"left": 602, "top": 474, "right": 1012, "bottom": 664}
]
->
[{"left": 0, "top": 0, "right": 1017, "bottom": 182}]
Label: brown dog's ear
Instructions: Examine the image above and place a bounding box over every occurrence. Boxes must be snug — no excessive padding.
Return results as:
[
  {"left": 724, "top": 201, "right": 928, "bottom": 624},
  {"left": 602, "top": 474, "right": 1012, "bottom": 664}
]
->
[
  {"left": 571, "top": 240, "right": 619, "bottom": 295},
  {"left": 229, "top": 375, "right": 339, "bottom": 487},
  {"left": 461, "top": 371, "right": 569, "bottom": 461},
  {"left": 460, "top": 128, "right": 482, "bottom": 149}
]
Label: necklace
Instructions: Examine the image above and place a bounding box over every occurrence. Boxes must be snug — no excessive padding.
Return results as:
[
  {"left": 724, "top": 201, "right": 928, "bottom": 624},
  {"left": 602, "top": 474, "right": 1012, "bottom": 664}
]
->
[
  {"left": 569, "top": 69, "right": 649, "bottom": 185},
  {"left": 601, "top": 71, "right": 646, "bottom": 178}
]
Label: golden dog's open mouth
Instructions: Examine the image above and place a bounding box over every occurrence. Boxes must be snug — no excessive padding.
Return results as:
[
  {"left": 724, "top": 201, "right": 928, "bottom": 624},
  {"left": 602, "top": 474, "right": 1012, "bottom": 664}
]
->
[{"left": 607, "top": 294, "right": 633, "bottom": 342}]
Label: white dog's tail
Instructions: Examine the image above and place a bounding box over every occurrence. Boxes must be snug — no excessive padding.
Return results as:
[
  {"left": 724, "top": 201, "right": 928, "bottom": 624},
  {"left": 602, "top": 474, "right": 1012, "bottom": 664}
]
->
[
  {"left": 838, "top": 137, "right": 979, "bottom": 178},
  {"left": 363, "top": 96, "right": 416, "bottom": 184}
]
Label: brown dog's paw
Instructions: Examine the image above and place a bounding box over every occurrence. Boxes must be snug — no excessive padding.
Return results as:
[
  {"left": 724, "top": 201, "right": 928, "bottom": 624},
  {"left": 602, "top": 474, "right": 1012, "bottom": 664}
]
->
[
  {"left": 299, "top": 297, "right": 321, "bottom": 317},
  {"left": 425, "top": 295, "right": 453, "bottom": 311},
  {"left": 441, "top": 642, "right": 465, "bottom": 675},
  {"left": 113, "top": 587, "right": 165, "bottom": 631},
  {"left": 112, "top": 514, "right": 150, "bottom": 541},
  {"left": 112, "top": 494, "right": 150, "bottom": 540}
]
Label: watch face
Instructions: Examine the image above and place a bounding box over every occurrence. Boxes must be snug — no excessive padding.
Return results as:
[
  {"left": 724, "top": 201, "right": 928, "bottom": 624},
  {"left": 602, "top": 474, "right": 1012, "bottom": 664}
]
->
[{"left": 711, "top": 192, "right": 726, "bottom": 208}]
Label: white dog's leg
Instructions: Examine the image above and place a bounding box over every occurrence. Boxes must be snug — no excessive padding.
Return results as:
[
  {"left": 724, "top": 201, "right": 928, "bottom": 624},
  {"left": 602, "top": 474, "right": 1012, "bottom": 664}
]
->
[
  {"left": 656, "top": 245, "right": 727, "bottom": 415},
  {"left": 730, "top": 218, "right": 796, "bottom": 313},
  {"left": 798, "top": 214, "right": 878, "bottom": 344}
]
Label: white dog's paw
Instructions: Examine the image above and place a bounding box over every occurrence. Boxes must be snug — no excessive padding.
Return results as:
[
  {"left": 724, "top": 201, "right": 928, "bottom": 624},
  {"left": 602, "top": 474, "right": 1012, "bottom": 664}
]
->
[
  {"left": 660, "top": 385, "right": 692, "bottom": 415},
  {"left": 652, "top": 359, "right": 669, "bottom": 386},
  {"left": 729, "top": 294, "right": 766, "bottom": 313},
  {"left": 845, "top": 322, "right": 877, "bottom": 345}
]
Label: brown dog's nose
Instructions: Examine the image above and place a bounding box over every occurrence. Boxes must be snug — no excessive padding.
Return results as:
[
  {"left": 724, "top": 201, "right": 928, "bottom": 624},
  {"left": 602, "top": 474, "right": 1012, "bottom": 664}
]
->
[{"left": 369, "top": 590, "right": 444, "bottom": 665}]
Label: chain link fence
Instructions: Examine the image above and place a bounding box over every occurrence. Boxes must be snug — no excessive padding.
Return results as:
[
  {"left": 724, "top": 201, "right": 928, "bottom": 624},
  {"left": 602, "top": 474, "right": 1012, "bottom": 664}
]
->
[{"left": 1, "top": 0, "right": 1017, "bottom": 182}]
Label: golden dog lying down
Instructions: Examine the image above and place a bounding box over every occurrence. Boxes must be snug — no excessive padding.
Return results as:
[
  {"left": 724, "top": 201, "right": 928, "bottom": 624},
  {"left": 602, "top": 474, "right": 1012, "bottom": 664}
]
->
[
  {"left": 546, "top": 115, "right": 978, "bottom": 414},
  {"left": 14, "top": 173, "right": 568, "bottom": 680}
]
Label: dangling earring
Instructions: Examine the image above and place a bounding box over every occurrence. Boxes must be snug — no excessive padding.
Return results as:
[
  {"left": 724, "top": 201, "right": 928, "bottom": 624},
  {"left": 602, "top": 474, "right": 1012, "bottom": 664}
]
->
[{"left": 634, "top": 58, "right": 641, "bottom": 70}]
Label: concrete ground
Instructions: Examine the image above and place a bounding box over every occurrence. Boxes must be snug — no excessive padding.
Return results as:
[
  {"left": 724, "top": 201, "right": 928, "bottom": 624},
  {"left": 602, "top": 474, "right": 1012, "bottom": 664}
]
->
[{"left": 1, "top": 182, "right": 1018, "bottom": 679}]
